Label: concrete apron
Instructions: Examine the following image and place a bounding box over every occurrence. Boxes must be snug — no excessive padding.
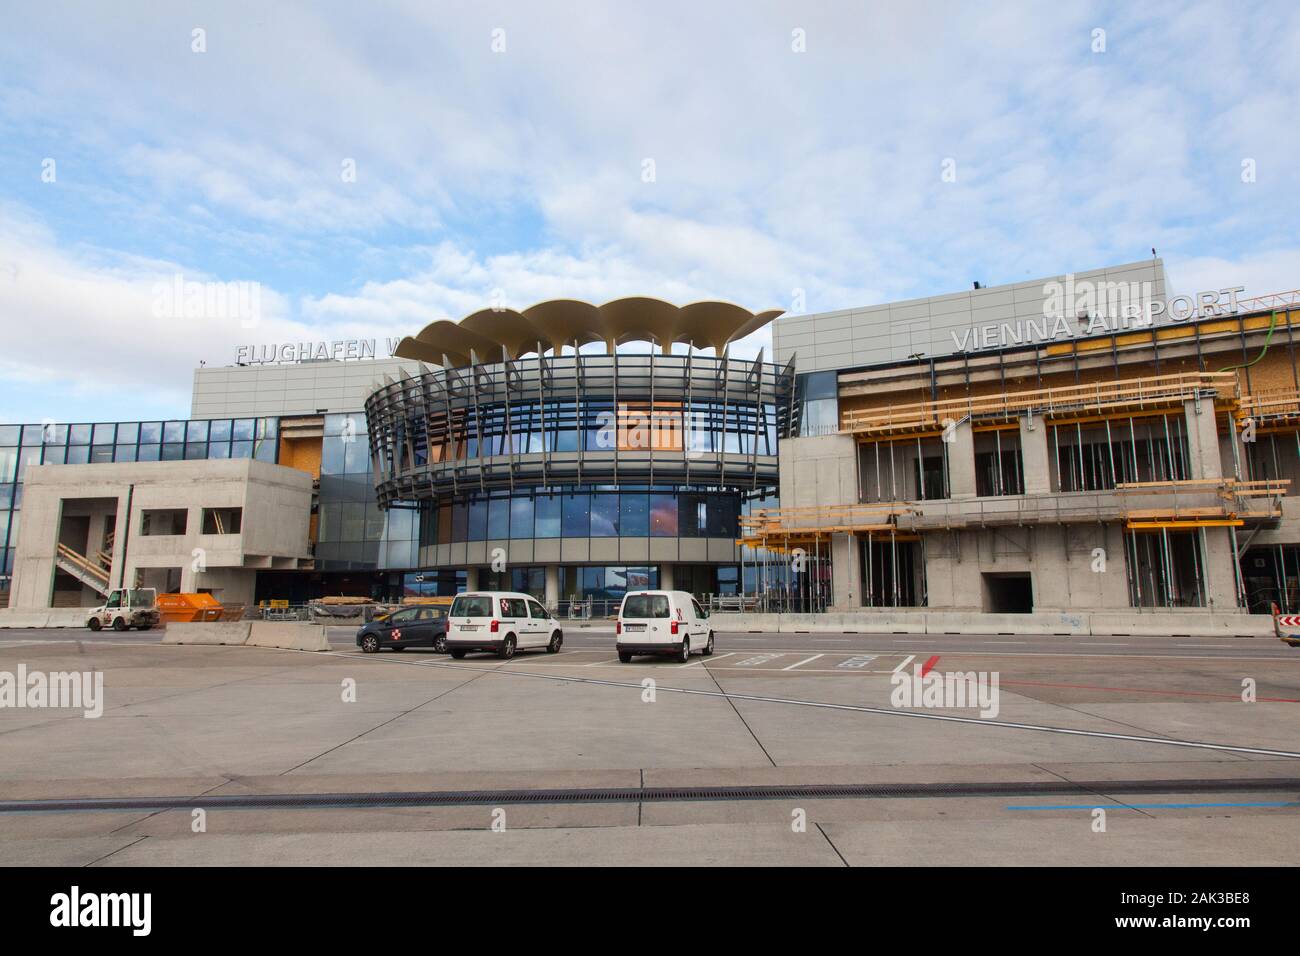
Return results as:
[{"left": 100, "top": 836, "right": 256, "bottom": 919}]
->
[{"left": 715, "top": 609, "right": 1274, "bottom": 638}]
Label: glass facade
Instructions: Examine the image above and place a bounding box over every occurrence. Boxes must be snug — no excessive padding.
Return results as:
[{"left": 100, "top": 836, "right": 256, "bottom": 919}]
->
[{"left": 418, "top": 487, "right": 739, "bottom": 546}]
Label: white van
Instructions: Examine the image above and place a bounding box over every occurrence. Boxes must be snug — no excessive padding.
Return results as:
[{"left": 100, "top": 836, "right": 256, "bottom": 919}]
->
[
  {"left": 616, "top": 590, "right": 714, "bottom": 663},
  {"left": 445, "top": 591, "right": 562, "bottom": 659}
]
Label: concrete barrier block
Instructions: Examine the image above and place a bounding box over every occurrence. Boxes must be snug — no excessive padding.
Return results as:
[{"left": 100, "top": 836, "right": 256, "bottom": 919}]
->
[
  {"left": 162, "top": 622, "right": 252, "bottom": 645},
  {"left": 0, "top": 610, "right": 53, "bottom": 629},
  {"left": 246, "top": 622, "right": 332, "bottom": 651}
]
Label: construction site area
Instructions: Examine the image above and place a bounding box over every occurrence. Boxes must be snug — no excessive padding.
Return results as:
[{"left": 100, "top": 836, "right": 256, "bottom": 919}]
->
[{"left": 749, "top": 290, "right": 1300, "bottom": 629}]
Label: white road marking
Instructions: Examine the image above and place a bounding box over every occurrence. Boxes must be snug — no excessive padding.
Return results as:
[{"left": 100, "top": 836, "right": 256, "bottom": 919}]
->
[
  {"left": 782, "top": 654, "right": 824, "bottom": 671},
  {"left": 893, "top": 654, "right": 916, "bottom": 674},
  {"left": 988, "top": 641, "right": 1026, "bottom": 645},
  {"left": 1081, "top": 642, "right": 1129, "bottom": 646},
  {"left": 735, "top": 654, "right": 784, "bottom": 667},
  {"left": 837, "top": 655, "right": 878, "bottom": 669},
  {"left": 678, "top": 652, "right": 736, "bottom": 668}
]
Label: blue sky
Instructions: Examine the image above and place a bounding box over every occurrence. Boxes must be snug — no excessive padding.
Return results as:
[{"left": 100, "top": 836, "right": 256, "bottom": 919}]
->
[{"left": 1, "top": 0, "right": 1298, "bottom": 424}]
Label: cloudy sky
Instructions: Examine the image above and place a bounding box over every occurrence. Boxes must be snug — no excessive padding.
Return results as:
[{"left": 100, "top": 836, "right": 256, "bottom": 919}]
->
[{"left": 1, "top": 0, "right": 1298, "bottom": 424}]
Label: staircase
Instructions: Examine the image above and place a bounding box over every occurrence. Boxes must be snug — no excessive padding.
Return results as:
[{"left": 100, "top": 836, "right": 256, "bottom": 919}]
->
[{"left": 55, "top": 543, "right": 112, "bottom": 597}]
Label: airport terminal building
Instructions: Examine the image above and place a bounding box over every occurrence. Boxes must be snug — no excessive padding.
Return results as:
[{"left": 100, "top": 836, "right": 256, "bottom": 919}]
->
[{"left": 5, "top": 257, "right": 1300, "bottom": 623}]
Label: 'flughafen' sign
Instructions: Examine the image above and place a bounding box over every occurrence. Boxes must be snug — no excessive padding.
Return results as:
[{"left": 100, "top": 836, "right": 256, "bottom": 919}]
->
[
  {"left": 235, "top": 338, "right": 402, "bottom": 364},
  {"left": 949, "top": 279, "right": 1247, "bottom": 354}
]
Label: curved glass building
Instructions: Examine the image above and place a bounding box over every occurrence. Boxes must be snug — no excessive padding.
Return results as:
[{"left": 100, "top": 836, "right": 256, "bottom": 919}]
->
[{"left": 364, "top": 299, "right": 797, "bottom": 611}]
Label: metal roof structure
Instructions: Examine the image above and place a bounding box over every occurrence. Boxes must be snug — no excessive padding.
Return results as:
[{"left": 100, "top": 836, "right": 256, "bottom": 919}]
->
[{"left": 393, "top": 297, "right": 784, "bottom": 367}]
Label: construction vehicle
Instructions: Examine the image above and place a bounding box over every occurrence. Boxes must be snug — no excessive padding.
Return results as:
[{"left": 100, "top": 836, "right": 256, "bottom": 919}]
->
[{"left": 87, "top": 588, "right": 160, "bottom": 632}]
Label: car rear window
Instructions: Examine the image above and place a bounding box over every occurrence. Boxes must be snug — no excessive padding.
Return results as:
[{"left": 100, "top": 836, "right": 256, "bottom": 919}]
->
[
  {"left": 451, "top": 595, "right": 494, "bottom": 617},
  {"left": 622, "top": 594, "right": 670, "bottom": 619}
]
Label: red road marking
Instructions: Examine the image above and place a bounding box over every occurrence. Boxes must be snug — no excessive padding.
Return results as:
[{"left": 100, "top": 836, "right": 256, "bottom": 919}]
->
[
  {"left": 921, "top": 655, "right": 940, "bottom": 676},
  {"left": 999, "top": 678, "right": 1300, "bottom": 703}
]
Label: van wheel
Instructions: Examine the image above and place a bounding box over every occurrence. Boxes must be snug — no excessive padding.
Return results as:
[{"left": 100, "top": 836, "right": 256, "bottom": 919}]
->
[
  {"left": 88, "top": 618, "right": 102, "bottom": 632},
  {"left": 618, "top": 651, "right": 633, "bottom": 663},
  {"left": 112, "top": 617, "right": 128, "bottom": 632},
  {"left": 499, "top": 635, "right": 516, "bottom": 660},
  {"left": 361, "top": 635, "right": 379, "bottom": 653},
  {"left": 547, "top": 631, "right": 562, "bottom": 653},
  {"left": 450, "top": 649, "right": 466, "bottom": 659},
  {"left": 677, "top": 639, "right": 690, "bottom": 663},
  {"left": 703, "top": 632, "right": 714, "bottom": 656}
]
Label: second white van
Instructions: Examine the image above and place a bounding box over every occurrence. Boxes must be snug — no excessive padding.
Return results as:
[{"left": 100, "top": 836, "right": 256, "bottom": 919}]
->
[
  {"left": 616, "top": 590, "right": 714, "bottom": 663},
  {"left": 445, "top": 591, "right": 563, "bottom": 659}
]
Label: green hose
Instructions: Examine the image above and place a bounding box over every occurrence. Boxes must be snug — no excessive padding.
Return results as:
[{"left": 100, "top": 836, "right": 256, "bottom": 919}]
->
[{"left": 1219, "top": 308, "right": 1280, "bottom": 373}]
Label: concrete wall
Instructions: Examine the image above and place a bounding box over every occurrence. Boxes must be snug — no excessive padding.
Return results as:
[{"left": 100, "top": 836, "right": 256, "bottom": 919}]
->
[
  {"left": 778, "top": 434, "right": 858, "bottom": 509},
  {"left": 8, "top": 459, "right": 313, "bottom": 609},
  {"left": 773, "top": 259, "right": 1167, "bottom": 372},
  {"left": 192, "top": 357, "right": 425, "bottom": 418}
]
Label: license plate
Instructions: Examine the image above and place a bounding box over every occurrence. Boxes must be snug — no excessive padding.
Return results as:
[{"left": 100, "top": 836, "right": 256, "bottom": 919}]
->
[
  {"left": 460, "top": 624, "right": 480, "bottom": 632},
  {"left": 624, "top": 623, "right": 646, "bottom": 632}
]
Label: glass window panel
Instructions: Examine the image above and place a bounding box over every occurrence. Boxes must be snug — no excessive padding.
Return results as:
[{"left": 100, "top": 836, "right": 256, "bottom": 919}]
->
[
  {"left": 590, "top": 494, "right": 619, "bottom": 537},
  {"left": 650, "top": 494, "right": 677, "bottom": 536},
  {"left": 437, "top": 503, "right": 452, "bottom": 545},
  {"left": 321, "top": 438, "right": 345, "bottom": 475},
  {"left": 254, "top": 437, "right": 276, "bottom": 463},
  {"left": 562, "top": 492, "right": 589, "bottom": 537},
  {"left": 42, "top": 424, "right": 68, "bottom": 446},
  {"left": 69, "top": 424, "right": 92, "bottom": 445},
  {"left": 163, "top": 421, "right": 185, "bottom": 442},
  {"left": 0, "top": 426, "right": 19, "bottom": 445},
  {"left": 207, "top": 441, "right": 230, "bottom": 459},
  {"left": 16, "top": 446, "right": 42, "bottom": 479},
  {"left": 510, "top": 496, "right": 534, "bottom": 538},
  {"left": 90, "top": 445, "right": 114, "bottom": 463},
  {"left": 139, "top": 422, "right": 162, "bottom": 443},
  {"left": 0, "top": 448, "right": 15, "bottom": 483},
  {"left": 344, "top": 438, "right": 369, "bottom": 473},
  {"left": 256, "top": 418, "right": 278, "bottom": 439},
  {"left": 468, "top": 497, "right": 488, "bottom": 541},
  {"left": 42, "top": 445, "right": 66, "bottom": 465},
  {"left": 65, "top": 445, "right": 89, "bottom": 464},
  {"left": 534, "top": 495, "right": 561, "bottom": 538},
  {"left": 620, "top": 493, "right": 648, "bottom": 537},
  {"left": 452, "top": 501, "right": 469, "bottom": 542},
  {"left": 232, "top": 419, "right": 255, "bottom": 441},
  {"left": 21, "top": 425, "right": 44, "bottom": 445},
  {"left": 184, "top": 442, "right": 207, "bottom": 460},
  {"left": 341, "top": 503, "right": 366, "bottom": 541},
  {"left": 230, "top": 441, "right": 253, "bottom": 459},
  {"left": 487, "top": 497, "right": 510, "bottom": 539},
  {"left": 208, "top": 420, "right": 231, "bottom": 442},
  {"left": 186, "top": 420, "right": 208, "bottom": 442},
  {"left": 161, "top": 442, "right": 184, "bottom": 461}
]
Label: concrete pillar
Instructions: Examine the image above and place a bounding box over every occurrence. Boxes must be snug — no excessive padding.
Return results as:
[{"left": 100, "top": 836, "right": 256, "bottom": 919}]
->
[
  {"left": 947, "top": 420, "right": 977, "bottom": 499},
  {"left": 544, "top": 564, "right": 560, "bottom": 610},
  {"left": 465, "top": 567, "right": 479, "bottom": 591},
  {"left": 1184, "top": 398, "right": 1223, "bottom": 480},
  {"left": 1019, "top": 413, "right": 1051, "bottom": 495},
  {"left": 1201, "top": 527, "right": 1240, "bottom": 611},
  {"left": 658, "top": 563, "right": 674, "bottom": 590},
  {"left": 830, "top": 533, "right": 861, "bottom": 609}
]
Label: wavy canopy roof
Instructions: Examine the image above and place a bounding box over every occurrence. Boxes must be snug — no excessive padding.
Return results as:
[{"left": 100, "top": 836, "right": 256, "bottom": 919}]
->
[{"left": 393, "top": 297, "right": 784, "bottom": 367}]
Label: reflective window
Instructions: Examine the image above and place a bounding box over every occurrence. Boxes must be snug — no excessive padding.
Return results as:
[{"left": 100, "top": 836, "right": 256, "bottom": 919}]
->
[
  {"left": 487, "top": 496, "right": 509, "bottom": 539},
  {"left": 510, "top": 496, "right": 533, "bottom": 538},
  {"left": 534, "top": 495, "right": 561, "bottom": 538},
  {"left": 589, "top": 494, "right": 619, "bottom": 536},
  {"left": 650, "top": 494, "right": 677, "bottom": 536},
  {"left": 619, "top": 493, "right": 648, "bottom": 537},
  {"left": 562, "top": 492, "right": 589, "bottom": 537}
]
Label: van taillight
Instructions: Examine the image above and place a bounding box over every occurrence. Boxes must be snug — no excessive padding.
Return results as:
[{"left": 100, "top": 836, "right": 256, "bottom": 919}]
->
[
  {"left": 490, "top": 619, "right": 499, "bottom": 633},
  {"left": 670, "top": 620, "right": 679, "bottom": 635},
  {"left": 616, "top": 621, "right": 622, "bottom": 634}
]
